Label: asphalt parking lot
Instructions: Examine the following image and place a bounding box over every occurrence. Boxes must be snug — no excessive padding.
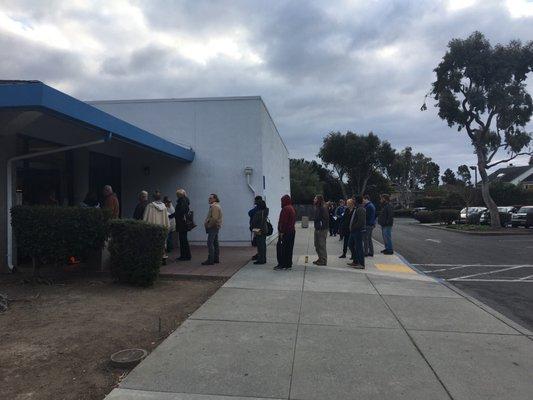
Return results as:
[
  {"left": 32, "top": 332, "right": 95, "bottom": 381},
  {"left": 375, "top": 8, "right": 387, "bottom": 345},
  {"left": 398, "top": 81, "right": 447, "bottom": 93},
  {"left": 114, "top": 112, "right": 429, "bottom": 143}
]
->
[{"left": 373, "top": 218, "right": 533, "bottom": 331}]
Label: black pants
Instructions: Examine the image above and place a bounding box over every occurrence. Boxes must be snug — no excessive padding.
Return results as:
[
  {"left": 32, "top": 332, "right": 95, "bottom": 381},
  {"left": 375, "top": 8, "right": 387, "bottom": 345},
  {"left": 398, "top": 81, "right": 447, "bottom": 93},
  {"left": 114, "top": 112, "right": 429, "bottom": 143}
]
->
[
  {"left": 179, "top": 231, "right": 191, "bottom": 259},
  {"left": 256, "top": 234, "right": 267, "bottom": 263},
  {"left": 277, "top": 231, "right": 295, "bottom": 268},
  {"left": 350, "top": 230, "right": 365, "bottom": 266},
  {"left": 342, "top": 232, "right": 353, "bottom": 257}
]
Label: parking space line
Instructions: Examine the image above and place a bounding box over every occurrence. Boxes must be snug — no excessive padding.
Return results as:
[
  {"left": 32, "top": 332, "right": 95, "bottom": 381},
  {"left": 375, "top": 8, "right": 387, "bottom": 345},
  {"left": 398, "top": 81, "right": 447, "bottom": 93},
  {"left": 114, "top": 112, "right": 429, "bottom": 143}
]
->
[
  {"left": 422, "top": 265, "right": 491, "bottom": 273},
  {"left": 448, "top": 265, "right": 529, "bottom": 281},
  {"left": 518, "top": 274, "right": 533, "bottom": 281},
  {"left": 413, "top": 263, "right": 533, "bottom": 267},
  {"left": 448, "top": 278, "right": 533, "bottom": 283}
]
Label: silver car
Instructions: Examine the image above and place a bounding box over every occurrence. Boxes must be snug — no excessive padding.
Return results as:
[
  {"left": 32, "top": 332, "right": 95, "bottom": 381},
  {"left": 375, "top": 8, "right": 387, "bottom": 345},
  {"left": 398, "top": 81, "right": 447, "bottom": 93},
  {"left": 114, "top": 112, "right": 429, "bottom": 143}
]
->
[
  {"left": 511, "top": 206, "right": 533, "bottom": 228},
  {"left": 459, "top": 207, "right": 487, "bottom": 224},
  {"left": 480, "top": 206, "right": 518, "bottom": 226}
]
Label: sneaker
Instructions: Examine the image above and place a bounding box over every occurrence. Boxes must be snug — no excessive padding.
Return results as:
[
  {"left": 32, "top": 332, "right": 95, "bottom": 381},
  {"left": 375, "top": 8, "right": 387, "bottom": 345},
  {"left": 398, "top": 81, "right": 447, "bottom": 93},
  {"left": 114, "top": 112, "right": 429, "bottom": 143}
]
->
[
  {"left": 339, "top": 254, "right": 346, "bottom": 259},
  {"left": 383, "top": 250, "right": 394, "bottom": 255},
  {"left": 352, "top": 264, "right": 365, "bottom": 269},
  {"left": 273, "top": 265, "right": 284, "bottom": 270},
  {"left": 201, "top": 261, "right": 214, "bottom": 265},
  {"left": 252, "top": 254, "right": 258, "bottom": 260},
  {"left": 253, "top": 261, "right": 266, "bottom": 265},
  {"left": 283, "top": 266, "right": 292, "bottom": 270}
]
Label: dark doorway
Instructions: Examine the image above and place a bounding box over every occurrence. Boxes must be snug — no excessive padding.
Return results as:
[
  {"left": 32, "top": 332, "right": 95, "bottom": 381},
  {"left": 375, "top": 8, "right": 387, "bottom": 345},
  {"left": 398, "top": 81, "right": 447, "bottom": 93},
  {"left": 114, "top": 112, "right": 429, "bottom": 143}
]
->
[{"left": 89, "top": 152, "right": 122, "bottom": 215}]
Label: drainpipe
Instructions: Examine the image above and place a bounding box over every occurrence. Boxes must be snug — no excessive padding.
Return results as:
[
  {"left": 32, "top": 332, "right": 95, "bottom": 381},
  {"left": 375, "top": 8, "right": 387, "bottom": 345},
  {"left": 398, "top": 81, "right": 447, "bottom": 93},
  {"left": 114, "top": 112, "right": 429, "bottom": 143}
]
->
[
  {"left": 244, "top": 167, "right": 256, "bottom": 196},
  {"left": 6, "top": 134, "right": 112, "bottom": 271}
]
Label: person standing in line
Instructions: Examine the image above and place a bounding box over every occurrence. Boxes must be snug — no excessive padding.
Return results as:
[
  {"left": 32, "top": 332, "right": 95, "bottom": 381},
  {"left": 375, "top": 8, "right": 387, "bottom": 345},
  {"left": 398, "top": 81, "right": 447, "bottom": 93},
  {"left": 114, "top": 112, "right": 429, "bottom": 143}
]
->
[
  {"left": 248, "top": 195, "right": 263, "bottom": 261},
  {"left": 378, "top": 193, "right": 394, "bottom": 255},
  {"left": 143, "top": 190, "right": 170, "bottom": 259},
  {"left": 102, "top": 185, "right": 120, "bottom": 218},
  {"left": 339, "top": 198, "right": 355, "bottom": 259},
  {"left": 313, "top": 195, "right": 329, "bottom": 266},
  {"left": 363, "top": 194, "right": 376, "bottom": 257},
  {"left": 335, "top": 199, "right": 347, "bottom": 239},
  {"left": 133, "top": 190, "right": 148, "bottom": 220},
  {"left": 275, "top": 194, "right": 296, "bottom": 270},
  {"left": 250, "top": 199, "right": 269, "bottom": 265},
  {"left": 202, "top": 193, "right": 223, "bottom": 265},
  {"left": 164, "top": 196, "right": 176, "bottom": 252},
  {"left": 328, "top": 202, "right": 336, "bottom": 236},
  {"left": 175, "top": 189, "right": 192, "bottom": 261},
  {"left": 347, "top": 195, "right": 366, "bottom": 269}
]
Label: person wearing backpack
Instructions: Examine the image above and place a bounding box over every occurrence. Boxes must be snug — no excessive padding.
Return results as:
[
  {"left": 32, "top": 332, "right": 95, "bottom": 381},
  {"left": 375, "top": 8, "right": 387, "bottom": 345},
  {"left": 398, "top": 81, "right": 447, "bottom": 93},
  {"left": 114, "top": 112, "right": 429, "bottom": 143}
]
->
[
  {"left": 175, "top": 189, "right": 192, "bottom": 261},
  {"left": 251, "top": 199, "right": 269, "bottom": 265}
]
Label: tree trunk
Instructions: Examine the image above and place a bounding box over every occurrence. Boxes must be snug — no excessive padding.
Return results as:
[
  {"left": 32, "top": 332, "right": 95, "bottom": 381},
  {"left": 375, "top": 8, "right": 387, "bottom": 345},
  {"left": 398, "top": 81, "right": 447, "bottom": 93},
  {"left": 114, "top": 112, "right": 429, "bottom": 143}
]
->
[
  {"left": 476, "top": 151, "right": 500, "bottom": 228},
  {"left": 339, "top": 180, "right": 348, "bottom": 199}
]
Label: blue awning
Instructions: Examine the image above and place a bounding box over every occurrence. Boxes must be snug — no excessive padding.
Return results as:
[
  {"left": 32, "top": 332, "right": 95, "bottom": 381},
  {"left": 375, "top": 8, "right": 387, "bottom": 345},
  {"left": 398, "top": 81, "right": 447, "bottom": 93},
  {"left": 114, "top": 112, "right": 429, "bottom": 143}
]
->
[{"left": 0, "top": 81, "right": 195, "bottom": 162}]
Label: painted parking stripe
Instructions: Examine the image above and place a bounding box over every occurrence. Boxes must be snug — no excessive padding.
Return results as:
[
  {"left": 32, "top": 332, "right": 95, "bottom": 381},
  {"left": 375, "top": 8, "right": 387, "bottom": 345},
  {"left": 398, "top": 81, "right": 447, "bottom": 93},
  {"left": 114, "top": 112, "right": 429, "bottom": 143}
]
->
[
  {"left": 448, "top": 278, "right": 533, "bottom": 283},
  {"left": 518, "top": 274, "right": 533, "bottom": 281},
  {"left": 448, "top": 265, "right": 529, "bottom": 281},
  {"left": 413, "top": 263, "right": 533, "bottom": 267}
]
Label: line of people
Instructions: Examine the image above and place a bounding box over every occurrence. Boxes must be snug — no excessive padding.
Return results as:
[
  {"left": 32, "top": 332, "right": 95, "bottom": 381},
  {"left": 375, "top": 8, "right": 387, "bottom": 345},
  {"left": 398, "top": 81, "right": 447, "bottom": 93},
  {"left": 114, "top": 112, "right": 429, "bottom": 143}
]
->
[
  {"left": 313, "top": 193, "right": 394, "bottom": 269},
  {"left": 248, "top": 195, "right": 297, "bottom": 270},
  {"left": 133, "top": 189, "right": 223, "bottom": 265}
]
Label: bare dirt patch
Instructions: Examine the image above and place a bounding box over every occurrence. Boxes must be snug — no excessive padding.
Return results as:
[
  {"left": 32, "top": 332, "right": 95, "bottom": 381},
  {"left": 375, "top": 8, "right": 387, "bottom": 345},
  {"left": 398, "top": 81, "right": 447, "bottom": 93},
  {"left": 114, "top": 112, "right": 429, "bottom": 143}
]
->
[{"left": 0, "top": 274, "right": 224, "bottom": 400}]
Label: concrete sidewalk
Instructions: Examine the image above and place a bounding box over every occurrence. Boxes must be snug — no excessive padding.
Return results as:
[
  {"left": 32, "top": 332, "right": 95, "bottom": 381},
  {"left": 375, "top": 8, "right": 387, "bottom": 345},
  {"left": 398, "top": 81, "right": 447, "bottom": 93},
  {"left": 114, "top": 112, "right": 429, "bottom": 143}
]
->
[{"left": 107, "top": 226, "right": 533, "bottom": 400}]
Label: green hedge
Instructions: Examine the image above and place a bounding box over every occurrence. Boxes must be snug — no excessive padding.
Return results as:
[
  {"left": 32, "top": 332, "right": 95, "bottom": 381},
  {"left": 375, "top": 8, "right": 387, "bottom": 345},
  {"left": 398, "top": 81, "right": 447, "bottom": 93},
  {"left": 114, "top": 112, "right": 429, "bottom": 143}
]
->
[
  {"left": 413, "top": 209, "right": 460, "bottom": 224},
  {"left": 394, "top": 209, "right": 413, "bottom": 218},
  {"left": 11, "top": 206, "right": 111, "bottom": 265},
  {"left": 108, "top": 219, "right": 167, "bottom": 286},
  {"left": 437, "top": 209, "right": 460, "bottom": 225},
  {"left": 413, "top": 197, "right": 444, "bottom": 211},
  {"left": 413, "top": 210, "right": 439, "bottom": 223}
]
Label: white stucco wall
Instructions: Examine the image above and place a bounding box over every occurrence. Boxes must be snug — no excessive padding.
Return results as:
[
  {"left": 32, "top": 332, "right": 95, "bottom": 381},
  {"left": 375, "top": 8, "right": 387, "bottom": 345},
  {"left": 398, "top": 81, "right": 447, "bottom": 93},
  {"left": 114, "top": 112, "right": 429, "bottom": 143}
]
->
[
  {"left": 260, "top": 102, "right": 291, "bottom": 233},
  {"left": 91, "top": 97, "right": 288, "bottom": 245}
]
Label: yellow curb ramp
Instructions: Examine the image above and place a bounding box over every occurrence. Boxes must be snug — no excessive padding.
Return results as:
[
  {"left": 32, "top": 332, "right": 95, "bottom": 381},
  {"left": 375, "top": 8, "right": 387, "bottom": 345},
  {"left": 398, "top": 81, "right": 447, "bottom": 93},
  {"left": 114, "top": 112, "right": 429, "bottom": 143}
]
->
[{"left": 375, "top": 263, "right": 416, "bottom": 274}]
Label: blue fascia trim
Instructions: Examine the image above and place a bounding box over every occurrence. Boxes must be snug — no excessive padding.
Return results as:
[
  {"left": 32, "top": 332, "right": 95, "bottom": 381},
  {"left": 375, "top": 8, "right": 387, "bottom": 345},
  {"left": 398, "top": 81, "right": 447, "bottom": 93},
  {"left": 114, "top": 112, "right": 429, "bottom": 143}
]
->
[{"left": 0, "top": 82, "right": 195, "bottom": 162}]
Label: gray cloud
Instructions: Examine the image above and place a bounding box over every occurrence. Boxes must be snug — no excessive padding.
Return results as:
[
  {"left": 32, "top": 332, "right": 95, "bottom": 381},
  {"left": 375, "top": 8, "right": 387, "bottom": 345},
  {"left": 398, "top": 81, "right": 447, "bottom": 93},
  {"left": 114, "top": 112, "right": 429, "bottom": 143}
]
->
[{"left": 0, "top": 0, "right": 532, "bottom": 173}]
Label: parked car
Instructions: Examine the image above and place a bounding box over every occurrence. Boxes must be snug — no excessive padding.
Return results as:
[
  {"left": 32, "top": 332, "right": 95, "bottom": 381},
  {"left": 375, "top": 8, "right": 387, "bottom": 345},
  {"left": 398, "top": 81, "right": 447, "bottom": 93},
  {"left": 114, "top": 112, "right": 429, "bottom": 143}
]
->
[
  {"left": 458, "top": 207, "right": 487, "bottom": 224},
  {"left": 480, "top": 206, "right": 519, "bottom": 226},
  {"left": 511, "top": 206, "right": 533, "bottom": 228}
]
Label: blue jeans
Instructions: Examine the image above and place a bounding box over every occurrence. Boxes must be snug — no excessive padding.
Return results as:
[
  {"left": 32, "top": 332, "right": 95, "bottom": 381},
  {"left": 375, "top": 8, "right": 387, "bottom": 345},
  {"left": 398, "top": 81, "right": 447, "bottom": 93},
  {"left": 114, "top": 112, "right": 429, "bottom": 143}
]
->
[
  {"left": 207, "top": 228, "right": 220, "bottom": 263},
  {"left": 381, "top": 226, "right": 393, "bottom": 251}
]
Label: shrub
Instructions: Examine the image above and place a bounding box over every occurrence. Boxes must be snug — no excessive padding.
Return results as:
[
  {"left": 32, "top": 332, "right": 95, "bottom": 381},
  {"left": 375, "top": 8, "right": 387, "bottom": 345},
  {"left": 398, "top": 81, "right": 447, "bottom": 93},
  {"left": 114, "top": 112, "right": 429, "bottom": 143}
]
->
[
  {"left": 466, "top": 212, "right": 481, "bottom": 225},
  {"left": 394, "top": 209, "right": 413, "bottom": 218},
  {"left": 414, "top": 210, "right": 439, "bottom": 223},
  {"left": 11, "top": 206, "right": 111, "bottom": 267},
  {"left": 108, "top": 219, "right": 167, "bottom": 286},
  {"left": 413, "top": 197, "right": 444, "bottom": 211},
  {"left": 437, "top": 209, "right": 460, "bottom": 225}
]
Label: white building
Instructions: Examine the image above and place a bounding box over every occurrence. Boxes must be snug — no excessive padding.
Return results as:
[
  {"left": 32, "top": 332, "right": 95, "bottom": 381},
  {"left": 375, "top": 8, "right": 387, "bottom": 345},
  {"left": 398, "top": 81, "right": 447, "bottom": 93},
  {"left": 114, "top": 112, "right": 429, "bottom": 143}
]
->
[
  {"left": 91, "top": 97, "right": 290, "bottom": 244},
  {"left": 0, "top": 81, "right": 290, "bottom": 272}
]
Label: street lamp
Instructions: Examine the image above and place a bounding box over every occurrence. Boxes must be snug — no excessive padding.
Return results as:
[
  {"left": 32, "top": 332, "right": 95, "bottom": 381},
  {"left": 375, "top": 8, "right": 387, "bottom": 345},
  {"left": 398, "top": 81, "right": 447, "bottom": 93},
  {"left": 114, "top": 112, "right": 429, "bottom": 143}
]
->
[{"left": 469, "top": 165, "right": 478, "bottom": 186}]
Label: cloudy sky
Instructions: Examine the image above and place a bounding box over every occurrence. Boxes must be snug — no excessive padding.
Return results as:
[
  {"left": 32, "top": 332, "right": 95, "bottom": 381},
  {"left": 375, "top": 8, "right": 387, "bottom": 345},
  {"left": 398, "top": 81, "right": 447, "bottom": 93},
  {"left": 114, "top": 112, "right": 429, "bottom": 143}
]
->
[{"left": 1, "top": 0, "right": 532, "bottom": 173}]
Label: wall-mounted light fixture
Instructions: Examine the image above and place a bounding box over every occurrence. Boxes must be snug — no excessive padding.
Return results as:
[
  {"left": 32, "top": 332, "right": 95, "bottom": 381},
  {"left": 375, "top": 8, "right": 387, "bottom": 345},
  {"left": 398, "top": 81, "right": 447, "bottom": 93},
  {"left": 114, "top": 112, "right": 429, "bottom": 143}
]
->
[{"left": 244, "top": 167, "right": 255, "bottom": 195}]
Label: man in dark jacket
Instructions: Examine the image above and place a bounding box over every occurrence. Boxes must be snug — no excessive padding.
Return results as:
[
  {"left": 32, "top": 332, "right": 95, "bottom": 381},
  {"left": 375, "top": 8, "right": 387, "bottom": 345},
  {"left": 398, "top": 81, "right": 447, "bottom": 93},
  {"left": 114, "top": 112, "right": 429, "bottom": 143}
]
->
[
  {"left": 175, "top": 189, "right": 192, "bottom": 261},
  {"left": 363, "top": 194, "right": 376, "bottom": 257},
  {"left": 133, "top": 190, "right": 148, "bottom": 220},
  {"left": 250, "top": 199, "right": 269, "bottom": 265},
  {"left": 378, "top": 193, "right": 394, "bottom": 255},
  {"left": 348, "top": 196, "right": 366, "bottom": 269},
  {"left": 339, "top": 198, "right": 354, "bottom": 259},
  {"left": 313, "top": 195, "right": 329, "bottom": 265},
  {"left": 249, "top": 195, "right": 263, "bottom": 260},
  {"left": 275, "top": 195, "right": 296, "bottom": 270}
]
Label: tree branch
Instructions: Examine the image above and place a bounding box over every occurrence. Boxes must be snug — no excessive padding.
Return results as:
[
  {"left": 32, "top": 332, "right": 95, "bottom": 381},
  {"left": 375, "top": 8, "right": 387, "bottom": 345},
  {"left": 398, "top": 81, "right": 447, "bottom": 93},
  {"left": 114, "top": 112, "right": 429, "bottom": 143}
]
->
[
  {"left": 487, "top": 152, "right": 533, "bottom": 168},
  {"left": 486, "top": 144, "right": 506, "bottom": 164}
]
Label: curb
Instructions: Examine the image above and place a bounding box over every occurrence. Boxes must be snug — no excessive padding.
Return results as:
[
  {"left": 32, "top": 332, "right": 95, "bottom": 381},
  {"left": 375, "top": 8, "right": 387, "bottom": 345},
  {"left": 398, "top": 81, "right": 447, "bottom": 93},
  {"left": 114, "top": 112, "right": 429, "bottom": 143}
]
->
[{"left": 418, "top": 223, "right": 533, "bottom": 236}]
